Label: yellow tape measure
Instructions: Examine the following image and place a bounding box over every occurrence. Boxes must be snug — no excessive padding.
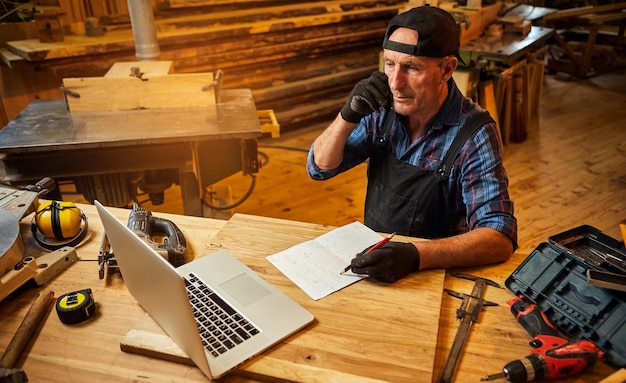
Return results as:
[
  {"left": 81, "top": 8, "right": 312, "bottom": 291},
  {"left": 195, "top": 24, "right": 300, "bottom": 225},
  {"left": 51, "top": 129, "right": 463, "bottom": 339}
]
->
[{"left": 56, "top": 289, "right": 96, "bottom": 324}]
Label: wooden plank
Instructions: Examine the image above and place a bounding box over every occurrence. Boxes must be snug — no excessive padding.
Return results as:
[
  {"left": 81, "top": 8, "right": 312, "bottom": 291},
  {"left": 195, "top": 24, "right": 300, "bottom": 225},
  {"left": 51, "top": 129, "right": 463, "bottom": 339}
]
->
[
  {"left": 0, "top": 22, "right": 41, "bottom": 125},
  {"left": 104, "top": 60, "right": 173, "bottom": 77},
  {"left": 252, "top": 67, "right": 371, "bottom": 106},
  {"left": 527, "top": 60, "right": 544, "bottom": 122},
  {"left": 478, "top": 80, "right": 501, "bottom": 142},
  {"left": 167, "top": 27, "right": 387, "bottom": 70},
  {"left": 579, "top": 26, "right": 599, "bottom": 77},
  {"left": 85, "top": 0, "right": 110, "bottom": 18},
  {"left": 273, "top": 97, "right": 343, "bottom": 132},
  {"left": 0, "top": 49, "right": 24, "bottom": 69},
  {"left": 521, "top": 64, "right": 530, "bottom": 131},
  {"left": 500, "top": 76, "right": 512, "bottom": 145},
  {"left": 6, "top": 30, "right": 136, "bottom": 61},
  {"left": 600, "top": 369, "right": 626, "bottom": 383},
  {"left": 157, "top": 0, "right": 396, "bottom": 27},
  {"left": 161, "top": 0, "right": 287, "bottom": 8},
  {"left": 0, "top": 66, "right": 63, "bottom": 127},
  {"left": 578, "top": 11, "right": 626, "bottom": 24},
  {"left": 544, "top": 2, "right": 626, "bottom": 21},
  {"left": 258, "top": 110, "right": 280, "bottom": 138},
  {"left": 57, "top": 0, "right": 82, "bottom": 24},
  {"left": 452, "top": 69, "right": 474, "bottom": 97},
  {"left": 510, "top": 71, "right": 527, "bottom": 143},
  {"left": 121, "top": 327, "right": 195, "bottom": 366},
  {"left": 62, "top": 72, "right": 215, "bottom": 111},
  {"left": 526, "top": 47, "right": 547, "bottom": 121}
]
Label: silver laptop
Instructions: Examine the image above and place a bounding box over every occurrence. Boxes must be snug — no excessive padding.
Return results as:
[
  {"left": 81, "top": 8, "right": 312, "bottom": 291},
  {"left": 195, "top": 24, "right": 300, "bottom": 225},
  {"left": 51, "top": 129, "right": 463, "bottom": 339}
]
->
[{"left": 95, "top": 201, "right": 314, "bottom": 379}]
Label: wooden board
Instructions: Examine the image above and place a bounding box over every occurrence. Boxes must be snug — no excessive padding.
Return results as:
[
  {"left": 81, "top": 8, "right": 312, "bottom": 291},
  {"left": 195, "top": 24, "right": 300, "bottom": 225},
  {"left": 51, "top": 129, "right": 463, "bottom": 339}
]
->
[
  {"left": 454, "top": 3, "right": 503, "bottom": 44},
  {"left": 121, "top": 325, "right": 195, "bottom": 366},
  {"left": 543, "top": 2, "right": 626, "bottom": 21},
  {"left": 599, "top": 369, "right": 626, "bottom": 383},
  {"left": 479, "top": 79, "right": 501, "bottom": 142},
  {"left": 104, "top": 60, "right": 173, "bottom": 78},
  {"left": 62, "top": 72, "right": 215, "bottom": 111},
  {"left": 121, "top": 213, "right": 445, "bottom": 383}
]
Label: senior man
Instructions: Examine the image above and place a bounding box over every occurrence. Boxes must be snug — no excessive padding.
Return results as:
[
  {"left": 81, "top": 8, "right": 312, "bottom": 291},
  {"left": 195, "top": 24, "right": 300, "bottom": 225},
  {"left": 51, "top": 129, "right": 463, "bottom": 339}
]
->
[{"left": 307, "top": 5, "right": 517, "bottom": 282}]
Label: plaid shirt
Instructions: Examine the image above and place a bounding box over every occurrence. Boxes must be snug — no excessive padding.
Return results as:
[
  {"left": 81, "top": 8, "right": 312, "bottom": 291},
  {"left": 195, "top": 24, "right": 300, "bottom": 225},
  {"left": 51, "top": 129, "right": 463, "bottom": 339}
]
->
[{"left": 307, "top": 79, "right": 517, "bottom": 247}]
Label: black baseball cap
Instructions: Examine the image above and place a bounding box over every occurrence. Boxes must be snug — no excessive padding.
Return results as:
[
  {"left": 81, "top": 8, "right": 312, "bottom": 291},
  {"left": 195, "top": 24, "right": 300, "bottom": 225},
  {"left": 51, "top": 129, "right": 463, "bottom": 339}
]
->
[{"left": 382, "top": 5, "right": 464, "bottom": 63}]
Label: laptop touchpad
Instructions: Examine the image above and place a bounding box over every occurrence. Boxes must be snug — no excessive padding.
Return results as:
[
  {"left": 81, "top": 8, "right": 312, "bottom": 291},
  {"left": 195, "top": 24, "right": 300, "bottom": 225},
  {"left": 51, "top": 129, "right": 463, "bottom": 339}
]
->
[{"left": 220, "top": 273, "right": 271, "bottom": 307}]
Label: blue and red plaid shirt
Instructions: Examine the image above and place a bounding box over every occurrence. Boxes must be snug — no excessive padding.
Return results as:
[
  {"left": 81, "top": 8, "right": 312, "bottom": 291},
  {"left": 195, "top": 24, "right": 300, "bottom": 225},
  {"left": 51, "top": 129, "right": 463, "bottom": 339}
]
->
[{"left": 307, "top": 79, "right": 517, "bottom": 248}]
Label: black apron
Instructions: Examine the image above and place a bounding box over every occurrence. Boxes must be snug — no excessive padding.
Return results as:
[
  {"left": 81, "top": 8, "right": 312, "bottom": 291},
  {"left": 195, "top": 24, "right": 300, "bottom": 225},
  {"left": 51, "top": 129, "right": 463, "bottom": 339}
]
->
[{"left": 364, "top": 110, "right": 493, "bottom": 239}]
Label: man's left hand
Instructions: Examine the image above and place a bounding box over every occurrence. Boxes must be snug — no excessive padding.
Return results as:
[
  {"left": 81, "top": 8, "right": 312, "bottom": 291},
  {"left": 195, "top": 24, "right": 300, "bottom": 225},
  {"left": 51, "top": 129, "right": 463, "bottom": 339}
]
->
[{"left": 350, "top": 242, "right": 420, "bottom": 283}]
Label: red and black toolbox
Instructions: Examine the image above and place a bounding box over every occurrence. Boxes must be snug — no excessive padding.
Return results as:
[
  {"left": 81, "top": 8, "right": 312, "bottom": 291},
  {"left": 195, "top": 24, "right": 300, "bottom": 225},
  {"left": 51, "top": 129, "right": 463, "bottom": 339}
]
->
[{"left": 505, "top": 225, "right": 626, "bottom": 367}]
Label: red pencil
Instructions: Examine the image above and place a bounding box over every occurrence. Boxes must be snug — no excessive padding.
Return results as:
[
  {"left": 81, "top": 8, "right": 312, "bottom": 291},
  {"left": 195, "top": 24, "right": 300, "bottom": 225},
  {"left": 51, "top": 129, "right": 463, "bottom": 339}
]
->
[
  {"left": 341, "top": 232, "right": 396, "bottom": 274},
  {"left": 365, "top": 232, "right": 396, "bottom": 253}
]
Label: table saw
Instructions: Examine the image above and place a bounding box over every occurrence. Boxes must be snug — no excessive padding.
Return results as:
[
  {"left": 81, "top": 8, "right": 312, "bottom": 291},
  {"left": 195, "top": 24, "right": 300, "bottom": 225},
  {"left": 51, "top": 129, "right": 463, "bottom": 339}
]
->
[{"left": 0, "top": 87, "right": 262, "bottom": 217}]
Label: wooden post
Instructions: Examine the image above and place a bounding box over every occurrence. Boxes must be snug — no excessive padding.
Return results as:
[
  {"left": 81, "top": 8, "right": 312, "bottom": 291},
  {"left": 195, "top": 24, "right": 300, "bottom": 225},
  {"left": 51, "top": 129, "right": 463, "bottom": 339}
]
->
[{"left": 479, "top": 80, "right": 502, "bottom": 143}]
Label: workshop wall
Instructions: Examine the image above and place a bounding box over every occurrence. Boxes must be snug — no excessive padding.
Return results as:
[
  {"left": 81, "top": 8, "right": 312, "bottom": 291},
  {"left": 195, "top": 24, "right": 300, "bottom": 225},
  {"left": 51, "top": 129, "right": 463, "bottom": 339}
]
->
[{"left": 1, "top": 0, "right": 408, "bottom": 133}]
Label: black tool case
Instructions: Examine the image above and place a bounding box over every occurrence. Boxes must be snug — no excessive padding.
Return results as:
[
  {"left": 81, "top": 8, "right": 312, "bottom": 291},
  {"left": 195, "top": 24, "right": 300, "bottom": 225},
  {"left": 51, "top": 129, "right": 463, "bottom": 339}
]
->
[{"left": 505, "top": 225, "right": 626, "bottom": 367}]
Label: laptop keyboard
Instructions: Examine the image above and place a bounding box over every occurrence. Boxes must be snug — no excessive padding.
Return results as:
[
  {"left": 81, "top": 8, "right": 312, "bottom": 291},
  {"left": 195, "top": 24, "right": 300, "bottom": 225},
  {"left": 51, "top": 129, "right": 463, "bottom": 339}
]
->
[{"left": 184, "top": 273, "right": 260, "bottom": 357}]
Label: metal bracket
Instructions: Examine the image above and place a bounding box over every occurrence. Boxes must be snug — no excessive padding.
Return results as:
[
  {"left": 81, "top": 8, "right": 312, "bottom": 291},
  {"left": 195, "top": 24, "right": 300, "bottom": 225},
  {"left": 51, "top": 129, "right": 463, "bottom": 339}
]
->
[{"left": 201, "top": 69, "right": 223, "bottom": 103}]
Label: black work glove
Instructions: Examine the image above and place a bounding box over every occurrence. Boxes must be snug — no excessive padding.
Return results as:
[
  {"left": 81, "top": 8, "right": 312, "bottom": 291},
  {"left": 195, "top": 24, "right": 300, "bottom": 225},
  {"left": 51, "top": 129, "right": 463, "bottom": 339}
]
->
[
  {"left": 340, "top": 71, "right": 392, "bottom": 123},
  {"left": 350, "top": 242, "right": 420, "bottom": 283}
]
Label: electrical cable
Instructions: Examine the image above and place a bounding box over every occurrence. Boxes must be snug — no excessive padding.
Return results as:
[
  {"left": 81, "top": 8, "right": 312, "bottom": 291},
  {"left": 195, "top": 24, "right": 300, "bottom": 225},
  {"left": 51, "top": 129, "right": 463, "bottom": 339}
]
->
[
  {"left": 201, "top": 145, "right": 308, "bottom": 210},
  {"left": 203, "top": 174, "right": 256, "bottom": 210},
  {"left": 258, "top": 145, "right": 309, "bottom": 153},
  {"left": 258, "top": 150, "right": 270, "bottom": 166}
]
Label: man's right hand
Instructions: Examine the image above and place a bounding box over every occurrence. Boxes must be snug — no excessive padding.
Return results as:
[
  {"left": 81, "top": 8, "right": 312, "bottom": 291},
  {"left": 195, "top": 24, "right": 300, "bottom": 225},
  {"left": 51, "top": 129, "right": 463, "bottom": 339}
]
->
[
  {"left": 340, "top": 71, "right": 391, "bottom": 123},
  {"left": 349, "top": 241, "right": 420, "bottom": 283}
]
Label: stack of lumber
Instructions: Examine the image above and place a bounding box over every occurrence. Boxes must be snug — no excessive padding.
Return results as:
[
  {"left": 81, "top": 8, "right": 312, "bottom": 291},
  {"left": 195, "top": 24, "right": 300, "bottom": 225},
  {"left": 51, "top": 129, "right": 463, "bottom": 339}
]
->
[{"left": 3, "top": 1, "right": 406, "bottom": 133}]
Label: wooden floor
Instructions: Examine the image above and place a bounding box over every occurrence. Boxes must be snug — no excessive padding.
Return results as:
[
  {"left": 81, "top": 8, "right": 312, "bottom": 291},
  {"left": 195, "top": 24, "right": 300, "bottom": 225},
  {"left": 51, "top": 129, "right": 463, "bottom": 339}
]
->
[{"left": 66, "top": 68, "right": 626, "bottom": 255}]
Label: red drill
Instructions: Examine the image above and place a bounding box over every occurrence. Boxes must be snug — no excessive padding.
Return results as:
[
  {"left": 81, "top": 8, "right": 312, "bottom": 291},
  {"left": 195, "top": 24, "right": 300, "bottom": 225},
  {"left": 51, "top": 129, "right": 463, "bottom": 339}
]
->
[{"left": 481, "top": 295, "right": 603, "bottom": 382}]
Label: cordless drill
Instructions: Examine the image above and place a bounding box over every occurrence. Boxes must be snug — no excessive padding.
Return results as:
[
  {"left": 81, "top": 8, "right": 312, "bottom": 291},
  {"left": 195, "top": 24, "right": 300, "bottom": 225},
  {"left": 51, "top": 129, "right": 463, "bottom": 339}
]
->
[
  {"left": 127, "top": 203, "right": 188, "bottom": 267},
  {"left": 481, "top": 295, "right": 603, "bottom": 382}
]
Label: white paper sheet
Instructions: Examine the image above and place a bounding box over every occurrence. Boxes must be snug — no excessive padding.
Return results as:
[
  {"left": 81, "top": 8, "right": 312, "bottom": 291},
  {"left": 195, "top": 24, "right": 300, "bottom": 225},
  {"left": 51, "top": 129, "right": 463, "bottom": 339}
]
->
[{"left": 266, "top": 222, "right": 383, "bottom": 300}]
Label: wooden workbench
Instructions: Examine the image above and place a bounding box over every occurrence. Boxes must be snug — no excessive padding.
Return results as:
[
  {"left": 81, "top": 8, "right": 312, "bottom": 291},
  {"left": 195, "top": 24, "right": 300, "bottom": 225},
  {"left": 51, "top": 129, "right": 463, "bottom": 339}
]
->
[
  {"left": 0, "top": 204, "right": 619, "bottom": 382},
  {"left": 544, "top": 2, "right": 626, "bottom": 78}
]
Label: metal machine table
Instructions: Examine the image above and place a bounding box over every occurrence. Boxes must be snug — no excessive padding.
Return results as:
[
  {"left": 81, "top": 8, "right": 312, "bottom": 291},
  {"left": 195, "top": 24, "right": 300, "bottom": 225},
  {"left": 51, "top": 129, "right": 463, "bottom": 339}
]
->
[{"left": 0, "top": 89, "right": 261, "bottom": 216}]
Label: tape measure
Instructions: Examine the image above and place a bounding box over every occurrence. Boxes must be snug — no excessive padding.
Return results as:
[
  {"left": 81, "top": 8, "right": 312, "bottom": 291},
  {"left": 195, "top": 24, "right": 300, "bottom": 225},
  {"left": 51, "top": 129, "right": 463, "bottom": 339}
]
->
[{"left": 56, "top": 289, "right": 96, "bottom": 324}]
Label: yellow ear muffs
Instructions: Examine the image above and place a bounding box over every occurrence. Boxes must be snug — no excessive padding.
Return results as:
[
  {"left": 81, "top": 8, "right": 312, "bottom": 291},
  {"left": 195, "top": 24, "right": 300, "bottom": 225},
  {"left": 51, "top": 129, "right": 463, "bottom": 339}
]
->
[{"left": 32, "top": 201, "right": 88, "bottom": 250}]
